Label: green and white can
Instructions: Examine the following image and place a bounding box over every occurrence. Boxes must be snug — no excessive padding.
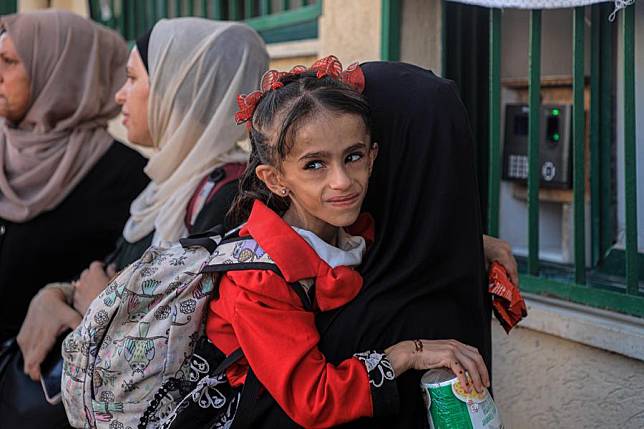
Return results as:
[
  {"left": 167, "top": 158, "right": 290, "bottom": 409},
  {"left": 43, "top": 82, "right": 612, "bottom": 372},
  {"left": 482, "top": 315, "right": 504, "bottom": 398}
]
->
[{"left": 420, "top": 368, "right": 503, "bottom": 429}]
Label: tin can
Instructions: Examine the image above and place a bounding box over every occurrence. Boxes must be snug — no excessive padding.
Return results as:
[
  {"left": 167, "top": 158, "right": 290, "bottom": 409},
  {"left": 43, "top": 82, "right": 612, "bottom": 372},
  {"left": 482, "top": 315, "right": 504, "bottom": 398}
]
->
[{"left": 420, "top": 368, "right": 503, "bottom": 429}]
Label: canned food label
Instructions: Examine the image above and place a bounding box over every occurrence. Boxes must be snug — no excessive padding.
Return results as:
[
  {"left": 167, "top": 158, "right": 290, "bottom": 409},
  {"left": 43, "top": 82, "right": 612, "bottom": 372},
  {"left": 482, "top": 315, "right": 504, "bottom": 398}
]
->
[{"left": 422, "top": 378, "right": 503, "bottom": 429}]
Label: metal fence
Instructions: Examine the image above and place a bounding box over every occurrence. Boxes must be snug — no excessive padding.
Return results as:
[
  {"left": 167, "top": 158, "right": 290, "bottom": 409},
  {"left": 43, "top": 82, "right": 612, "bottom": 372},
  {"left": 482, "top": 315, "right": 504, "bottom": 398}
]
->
[
  {"left": 89, "top": 0, "right": 320, "bottom": 43},
  {"left": 484, "top": 3, "right": 642, "bottom": 316}
]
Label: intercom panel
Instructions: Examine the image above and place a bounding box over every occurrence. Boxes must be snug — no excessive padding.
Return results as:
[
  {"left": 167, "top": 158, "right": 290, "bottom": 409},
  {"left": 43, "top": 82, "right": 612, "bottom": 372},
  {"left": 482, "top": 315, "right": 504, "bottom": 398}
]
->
[{"left": 502, "top": 104, "right": 573, "bottom": 189}]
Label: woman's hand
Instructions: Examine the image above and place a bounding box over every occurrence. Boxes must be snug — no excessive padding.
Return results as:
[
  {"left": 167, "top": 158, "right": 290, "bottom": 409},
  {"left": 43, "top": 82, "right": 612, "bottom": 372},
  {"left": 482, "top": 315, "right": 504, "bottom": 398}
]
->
[
  {"left": 385, "top": 339, "right": 490, "bottom": 393},
  {"left": 483, "top": 234, "right": 519, "bottom": 287},
  {"left": 17, "top": 287, "right": 82, "bottom": 381},
  {"left": 73, "top": 261, "right": 116, "bottom": 315}
]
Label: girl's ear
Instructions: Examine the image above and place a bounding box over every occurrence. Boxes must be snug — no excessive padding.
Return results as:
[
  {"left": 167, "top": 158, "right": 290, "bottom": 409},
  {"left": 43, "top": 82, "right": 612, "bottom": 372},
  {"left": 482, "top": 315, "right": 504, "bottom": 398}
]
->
[
  {"left": 255, "top": 164, "right": 286, "bottom": 196},
  {"left": 368, "top": 142, "right": 379, "bottom": 175}
]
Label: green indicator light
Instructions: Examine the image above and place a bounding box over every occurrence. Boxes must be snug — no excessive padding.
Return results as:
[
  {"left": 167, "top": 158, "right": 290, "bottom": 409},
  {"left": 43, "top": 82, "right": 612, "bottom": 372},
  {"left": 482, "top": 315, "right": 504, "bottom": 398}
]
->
[
  {"left": 553, "top": 133, "right": 560, "bottom": 141},
  {"left": 552, "top": 108, "right": 560, "bottom": 116}
]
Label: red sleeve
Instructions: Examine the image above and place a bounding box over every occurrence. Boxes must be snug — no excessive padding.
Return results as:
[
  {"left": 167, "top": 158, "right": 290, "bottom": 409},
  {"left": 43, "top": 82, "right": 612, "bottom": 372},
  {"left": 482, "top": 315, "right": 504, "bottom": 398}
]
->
[{"left": 228, "top": 271, "right": 374, "bottom": 428}]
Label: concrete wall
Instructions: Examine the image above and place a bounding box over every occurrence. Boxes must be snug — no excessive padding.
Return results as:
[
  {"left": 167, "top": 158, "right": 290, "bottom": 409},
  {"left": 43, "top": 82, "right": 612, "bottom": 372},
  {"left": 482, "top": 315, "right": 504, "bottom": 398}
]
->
[
  {"left": 318, "top": 0, "right": 381, "bottom": 65},
  {"left": 18, "top": 0, "right": 88, "bottom": 16},
  {"left": 400, "top": 0, "right": 442, "bottom": 73},
  {"left": 492, "top": 322, "right": 644, "bottom": 428}
]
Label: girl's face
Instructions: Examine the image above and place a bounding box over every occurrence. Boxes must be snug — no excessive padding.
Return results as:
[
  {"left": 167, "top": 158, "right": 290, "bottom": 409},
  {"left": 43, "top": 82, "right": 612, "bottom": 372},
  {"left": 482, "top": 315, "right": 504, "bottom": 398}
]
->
[
  {"left": 257, "top": 111, "right": 377, "bottom": 243},
  {"left": 114, "top": 48, "right": 153, "bottom": 147},
  {"left": 0, "top": 33, "right": 31, "bottom": 123}
]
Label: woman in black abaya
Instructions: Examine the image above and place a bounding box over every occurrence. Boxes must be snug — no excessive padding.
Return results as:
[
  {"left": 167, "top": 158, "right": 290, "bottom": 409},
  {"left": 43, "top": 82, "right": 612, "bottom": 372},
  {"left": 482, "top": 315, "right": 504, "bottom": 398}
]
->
[
  {"left": 249, "top": 61, "right": 492, "bottom": 428},
  {"left": 315, "top": 61, "right": 492, "bottom": 428}
]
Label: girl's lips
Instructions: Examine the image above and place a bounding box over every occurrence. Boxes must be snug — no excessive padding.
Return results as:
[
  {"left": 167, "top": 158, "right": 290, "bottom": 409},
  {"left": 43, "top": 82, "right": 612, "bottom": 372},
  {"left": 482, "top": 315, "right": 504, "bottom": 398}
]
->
[{"left": 326, "top": 193, "right": 360, "bottom": 206}]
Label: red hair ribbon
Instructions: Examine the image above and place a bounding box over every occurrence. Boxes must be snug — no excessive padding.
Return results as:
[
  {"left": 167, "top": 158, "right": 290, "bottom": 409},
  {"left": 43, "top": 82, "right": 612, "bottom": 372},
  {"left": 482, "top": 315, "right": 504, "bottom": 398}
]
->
[
  {"left": 488, "top": 261, "right": 528, "bottom": 334},
  {"left": 234, "top": 55, "right": 365, "bottom": 127}
]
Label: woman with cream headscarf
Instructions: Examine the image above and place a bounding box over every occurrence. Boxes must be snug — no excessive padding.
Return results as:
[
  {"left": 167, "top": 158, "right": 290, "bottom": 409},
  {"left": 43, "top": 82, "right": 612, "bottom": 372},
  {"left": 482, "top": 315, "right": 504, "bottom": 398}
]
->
[
  {"left": 10, "top": 17, "right": 268, "bottom": 427},
  {"left": 0, "top": 10, "right": 149, "bottom": 342}
]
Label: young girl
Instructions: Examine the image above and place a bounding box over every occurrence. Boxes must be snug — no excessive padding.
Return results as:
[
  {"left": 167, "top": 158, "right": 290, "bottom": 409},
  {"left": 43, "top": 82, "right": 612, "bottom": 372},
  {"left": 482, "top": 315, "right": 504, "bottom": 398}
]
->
[{"left": 204, "top": 57, "right": 490, "bottom": 428}]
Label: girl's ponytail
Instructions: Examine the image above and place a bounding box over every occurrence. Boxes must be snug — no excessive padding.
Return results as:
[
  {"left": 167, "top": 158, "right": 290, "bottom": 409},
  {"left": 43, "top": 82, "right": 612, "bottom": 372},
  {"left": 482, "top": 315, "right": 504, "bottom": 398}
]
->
[{"left": 227, "top": 131, "right": 289, "bottom": 226}]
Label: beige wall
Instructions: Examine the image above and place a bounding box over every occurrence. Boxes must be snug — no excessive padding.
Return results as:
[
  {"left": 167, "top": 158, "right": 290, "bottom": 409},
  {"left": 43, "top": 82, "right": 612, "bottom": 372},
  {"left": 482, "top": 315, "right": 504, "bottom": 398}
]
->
[
  {"left": 400, "top": 0, "right": 442, "bottom": 73},
  {"left": 318, "top": 0, "right": 381, "bottom": 65},
  {"left": 18, "top": 0, "right": 88, "bottom": 16},
  {"left": 492, "top": 323, "right": 644, "bottom": 428}
]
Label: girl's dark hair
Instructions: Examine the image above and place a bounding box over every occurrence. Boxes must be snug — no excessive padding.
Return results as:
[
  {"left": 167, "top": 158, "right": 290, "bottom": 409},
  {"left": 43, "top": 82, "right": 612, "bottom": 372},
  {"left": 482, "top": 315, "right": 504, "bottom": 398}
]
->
[{"left": 228, "top": 70, "right": 371, "bottom": 225}]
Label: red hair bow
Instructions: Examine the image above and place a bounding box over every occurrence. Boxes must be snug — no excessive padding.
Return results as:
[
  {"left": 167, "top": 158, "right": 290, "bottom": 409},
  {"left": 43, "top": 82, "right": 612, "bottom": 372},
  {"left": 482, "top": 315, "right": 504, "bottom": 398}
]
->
[{"left": 234, "top": 55, "right": 365, "bottom": 127}]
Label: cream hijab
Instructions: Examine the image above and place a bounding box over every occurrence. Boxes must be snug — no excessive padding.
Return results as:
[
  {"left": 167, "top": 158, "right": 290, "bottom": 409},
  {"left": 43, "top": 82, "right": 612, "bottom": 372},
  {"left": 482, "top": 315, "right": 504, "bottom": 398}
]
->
[
  {"left": 122, "top": 19, "right": 268, "bottom": 245},
  {"left": 0, "top": 10, "right": 127, "bottom": 222}
]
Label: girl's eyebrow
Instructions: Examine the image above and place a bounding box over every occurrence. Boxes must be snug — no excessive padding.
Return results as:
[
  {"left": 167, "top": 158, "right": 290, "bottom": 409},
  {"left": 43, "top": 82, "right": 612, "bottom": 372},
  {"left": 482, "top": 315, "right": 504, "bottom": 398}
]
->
[
  {"left": 344, "top": 142, "right": 367, "bottom": 153},
  {"left": 299, "top": 150, "right": 330, "bottom": 161},
  {"left": 298, "top": 142, "right": 367, "bottom": 161}
]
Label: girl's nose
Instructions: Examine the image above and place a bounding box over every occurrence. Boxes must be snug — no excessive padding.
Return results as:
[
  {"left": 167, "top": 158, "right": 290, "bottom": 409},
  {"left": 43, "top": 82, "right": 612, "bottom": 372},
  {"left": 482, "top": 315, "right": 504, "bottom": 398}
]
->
[{"left": 329, "top": 165, "right": 352, "bottom": 190}]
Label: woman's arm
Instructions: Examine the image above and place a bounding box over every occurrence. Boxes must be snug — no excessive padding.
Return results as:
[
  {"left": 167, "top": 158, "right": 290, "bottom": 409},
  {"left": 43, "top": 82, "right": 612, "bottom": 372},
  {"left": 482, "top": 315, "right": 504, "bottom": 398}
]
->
[
  {"left": 227, "top": 281, "right": 489, "bottom": 428},
  {"left": 231, "top": 286, "right": 398, "bottom": 428}
]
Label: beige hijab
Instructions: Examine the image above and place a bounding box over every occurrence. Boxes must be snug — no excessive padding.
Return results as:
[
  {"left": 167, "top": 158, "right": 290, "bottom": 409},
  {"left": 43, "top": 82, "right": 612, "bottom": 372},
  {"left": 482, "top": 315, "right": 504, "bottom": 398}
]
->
[
  {"left": 0, "top": 10, "right": 127, "bottom": 222},
  {"left": 122, "top": 19, "right": 268, "bottom": 245}
]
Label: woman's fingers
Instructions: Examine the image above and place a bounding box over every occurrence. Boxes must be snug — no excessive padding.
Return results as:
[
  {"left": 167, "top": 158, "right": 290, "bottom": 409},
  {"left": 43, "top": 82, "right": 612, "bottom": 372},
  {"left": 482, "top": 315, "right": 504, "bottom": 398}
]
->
[
  {"left": 453, "top": 349, "right": 484, "bottom": 393},
  {"left": 448, "top": 360, "right": 470, "bottom": 393},
  {"left": 459, "top": 346, "right": 490, "bottom": 388}
]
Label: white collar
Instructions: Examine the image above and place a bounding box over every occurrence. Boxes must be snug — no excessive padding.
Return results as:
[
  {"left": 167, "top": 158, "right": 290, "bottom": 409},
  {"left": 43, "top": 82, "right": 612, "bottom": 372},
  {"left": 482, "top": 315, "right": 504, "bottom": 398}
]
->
[{"left": 292, "top": 226, "right": 366, "bottom": 268}]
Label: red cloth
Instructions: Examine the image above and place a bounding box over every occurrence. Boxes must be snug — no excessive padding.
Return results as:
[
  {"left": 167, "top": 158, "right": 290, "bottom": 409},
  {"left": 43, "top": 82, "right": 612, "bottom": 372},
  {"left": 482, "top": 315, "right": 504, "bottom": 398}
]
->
[
  {"left": 488, "top": 261, "right": 527, "bottom": 333},
  {"left": 206, "top": 200, "right": 376, "bottom": 428}
]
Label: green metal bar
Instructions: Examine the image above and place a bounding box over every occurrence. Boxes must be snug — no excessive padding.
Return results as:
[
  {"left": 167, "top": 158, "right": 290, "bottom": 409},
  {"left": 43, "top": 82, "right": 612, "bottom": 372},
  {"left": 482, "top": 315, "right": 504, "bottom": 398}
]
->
[
  {"left": 175, "top": 0, "right": 182, "bottom": 17},
  {"left": 213, "top": 0, "right": 223, "bottom": 19},
  {"left": 126, "top": 0, "right": 136, "bottom": 40},
  {"left": 600, "top": 3, "right": 614, "bottom": 258},
  {"left": 622, "top": 4, "right": 639, "bottom": 294},
  {"left": 201, "top": 0, "right": 208, "bottom": 17},
  {"left": 188, "top": 0, "right": 195, "bottom": 16},
  {"left": 260, "top": 0, "right": 271, "bottom": 16},
  {"left": 380, "top": 0, "right": 401, "bottom": 61},
  {"left": 244, "top": 0, "right": 254, "bottom": 18},
  {"left": 488, "top": 8, "right": 502, "bottom": 237},
  {"left": 590, "top": 5, "right": 601, "bottom": 267},
  {"left": 520, "top": 275, "right": 644, "bottom": 318},
  {"left": 245, "top": 2, "right": 321, "bottom": 31},
  {"left": 159, "top": 0, "right": 169, "bottom": 19},
  {"left": 281, "top": 0, "right": 290, "bottom": 11},
  {"left": 116, "top": 0, "right": 126, "bottom": 34},
  {"left": 528, "top": 10, "right": 541, "bottom": 276},
  {"left": 229, "top": 0, "right": 241, "bottom": 20},
  {"left": 573, "top": 6, "right": 586, "bottom": 284}
]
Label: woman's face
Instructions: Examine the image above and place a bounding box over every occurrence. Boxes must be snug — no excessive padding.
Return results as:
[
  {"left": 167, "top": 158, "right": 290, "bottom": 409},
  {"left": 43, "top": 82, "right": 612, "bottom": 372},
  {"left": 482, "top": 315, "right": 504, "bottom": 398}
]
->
[
  {"left": 257, "top": 111, "right": 378, "bottom": 242},
  {"left": 0, "top": 33, "right": 31, "bottom": 123},
  {"left": 115, "top": 47, "right": 153, "bottom": 147}
]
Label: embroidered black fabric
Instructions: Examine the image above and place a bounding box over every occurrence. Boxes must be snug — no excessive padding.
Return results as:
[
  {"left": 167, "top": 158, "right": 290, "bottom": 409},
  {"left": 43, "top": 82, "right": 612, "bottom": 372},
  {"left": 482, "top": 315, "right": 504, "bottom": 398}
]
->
[{"left": 353, "top": 350, "right": 399, "bottom": 417}]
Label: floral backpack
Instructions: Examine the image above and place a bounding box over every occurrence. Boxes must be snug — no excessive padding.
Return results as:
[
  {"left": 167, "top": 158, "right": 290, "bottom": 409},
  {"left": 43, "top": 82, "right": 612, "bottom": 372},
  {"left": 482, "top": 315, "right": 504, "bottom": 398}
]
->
[{"left": 61, "top": 226, "right": 279, "bottom": 429}]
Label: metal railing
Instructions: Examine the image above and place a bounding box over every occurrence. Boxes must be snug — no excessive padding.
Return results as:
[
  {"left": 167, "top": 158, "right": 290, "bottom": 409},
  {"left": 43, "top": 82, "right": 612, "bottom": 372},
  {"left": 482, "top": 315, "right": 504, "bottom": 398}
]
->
[
  {"left": 484, "top": 3, "right": 643, "bottom": 317},
  {"left": 88, "top": 0, "right": 320, "bottom": 43}
]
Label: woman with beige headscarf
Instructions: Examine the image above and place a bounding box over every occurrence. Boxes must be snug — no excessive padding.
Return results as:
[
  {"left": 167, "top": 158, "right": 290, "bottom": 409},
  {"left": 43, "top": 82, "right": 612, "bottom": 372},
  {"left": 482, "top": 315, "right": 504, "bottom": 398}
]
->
[
  {"left": 10, "top": 17, "right": 268, "bottom": 427},
  {"left": 0, "top": 10, "right": 149, "bottom": 342}
]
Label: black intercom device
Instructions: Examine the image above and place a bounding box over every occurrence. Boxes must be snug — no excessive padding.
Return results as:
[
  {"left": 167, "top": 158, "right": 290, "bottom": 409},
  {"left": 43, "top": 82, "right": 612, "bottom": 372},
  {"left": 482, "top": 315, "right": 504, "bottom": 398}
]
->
[{"left": 502, "top": 103, "right": 573, "bottom": 189}]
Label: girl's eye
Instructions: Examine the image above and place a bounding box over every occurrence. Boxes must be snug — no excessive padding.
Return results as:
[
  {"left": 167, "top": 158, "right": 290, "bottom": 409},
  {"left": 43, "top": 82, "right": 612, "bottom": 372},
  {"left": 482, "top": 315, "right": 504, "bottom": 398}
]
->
[
  {"left": 346, "top": 152, "right": 364, "bottom": 163},
  {"left": 304, "top": 160, "right": 324, "bottom": 170}
]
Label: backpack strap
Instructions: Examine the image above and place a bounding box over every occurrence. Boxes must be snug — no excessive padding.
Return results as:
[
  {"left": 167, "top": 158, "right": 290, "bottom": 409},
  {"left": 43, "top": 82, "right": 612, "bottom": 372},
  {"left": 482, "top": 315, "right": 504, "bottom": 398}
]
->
[
  {"left": 184, "top": 163, "right": 246, "bottom": 233},
  {"left": 178, "top": 224, "right": 224, "bottom": 254}
]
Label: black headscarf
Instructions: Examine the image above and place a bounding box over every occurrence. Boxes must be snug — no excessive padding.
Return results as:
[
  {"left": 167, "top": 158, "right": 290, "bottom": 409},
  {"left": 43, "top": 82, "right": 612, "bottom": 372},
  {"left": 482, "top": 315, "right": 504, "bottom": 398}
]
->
[
  {"left": 135, "top": 28, "right": 152, "bottom": 72},
  {"left": 252, "top": 62, "right": 492, "bottom": 428}
]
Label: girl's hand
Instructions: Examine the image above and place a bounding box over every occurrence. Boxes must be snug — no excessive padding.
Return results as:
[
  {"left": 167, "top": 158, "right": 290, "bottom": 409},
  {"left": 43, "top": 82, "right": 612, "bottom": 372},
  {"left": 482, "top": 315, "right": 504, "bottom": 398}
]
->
[
  {"left": 385, "top": 339, "right": 490, "bottom": 393},
  {"left": 73, "top": 261, "right": 116, "bottom": 315}
]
